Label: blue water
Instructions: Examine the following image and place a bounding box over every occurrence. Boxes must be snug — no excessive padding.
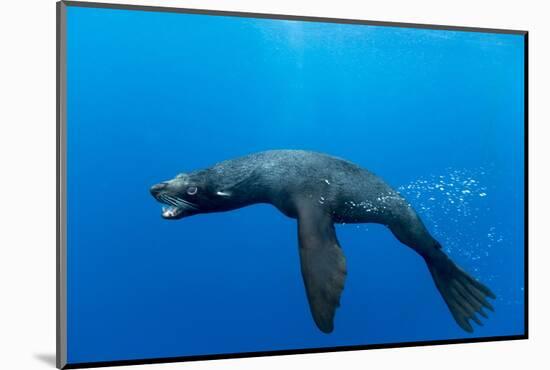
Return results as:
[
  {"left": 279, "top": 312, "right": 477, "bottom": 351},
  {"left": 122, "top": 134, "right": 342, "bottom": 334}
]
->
[{"left": 66, "top": 5, "right": 525, "bottom": 364}]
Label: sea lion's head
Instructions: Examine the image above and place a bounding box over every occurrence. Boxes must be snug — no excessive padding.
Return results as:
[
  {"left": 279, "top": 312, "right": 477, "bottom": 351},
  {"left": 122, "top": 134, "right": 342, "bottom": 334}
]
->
[{"left": 150, "top": 171, "right": 235, "bottom": 220}]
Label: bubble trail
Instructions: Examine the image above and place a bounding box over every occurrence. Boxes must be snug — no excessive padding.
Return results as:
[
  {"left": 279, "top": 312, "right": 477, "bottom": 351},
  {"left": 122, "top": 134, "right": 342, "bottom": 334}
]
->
[{"left": 395, "top": 167, "right": 507, "bottom": 299}]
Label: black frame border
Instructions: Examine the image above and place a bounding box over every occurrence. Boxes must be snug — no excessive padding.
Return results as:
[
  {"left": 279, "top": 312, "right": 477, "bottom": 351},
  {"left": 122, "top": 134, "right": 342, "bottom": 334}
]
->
[{"left": 56, "top": 1, "right": 529, "bottom": 369}]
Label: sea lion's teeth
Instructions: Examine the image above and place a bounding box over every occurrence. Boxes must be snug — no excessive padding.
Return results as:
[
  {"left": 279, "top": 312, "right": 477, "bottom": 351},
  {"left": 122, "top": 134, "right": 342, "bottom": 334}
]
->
[{"left": 162, "top": 206, "right": 174, "bottom": 217}]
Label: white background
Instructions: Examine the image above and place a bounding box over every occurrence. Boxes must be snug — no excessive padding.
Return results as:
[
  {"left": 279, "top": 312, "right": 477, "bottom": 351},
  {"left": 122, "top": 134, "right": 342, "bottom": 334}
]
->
[{"left": 0, "top": 0, "right": 547, "bottom": 369}]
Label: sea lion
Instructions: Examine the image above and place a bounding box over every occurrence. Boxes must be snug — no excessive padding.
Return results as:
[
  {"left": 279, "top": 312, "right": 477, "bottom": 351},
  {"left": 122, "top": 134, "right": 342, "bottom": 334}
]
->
[{"left": 150, "top": 150, "right": 495, "bottom": 333}]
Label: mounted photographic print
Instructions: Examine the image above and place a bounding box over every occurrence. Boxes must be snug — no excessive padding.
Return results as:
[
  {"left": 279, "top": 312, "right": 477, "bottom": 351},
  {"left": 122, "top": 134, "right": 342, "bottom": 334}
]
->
[{"left": 57, "top": 1, "right": 528, "bottom": 368}]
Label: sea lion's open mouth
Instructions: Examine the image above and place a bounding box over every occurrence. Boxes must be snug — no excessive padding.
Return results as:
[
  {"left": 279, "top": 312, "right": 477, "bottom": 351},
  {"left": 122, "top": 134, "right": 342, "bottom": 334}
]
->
[
  {"left": 161, "top": 205, "right": 184, "bottom": 219},
  {"left": 155, "top": 193, "right": 199, "bottom": 220}
]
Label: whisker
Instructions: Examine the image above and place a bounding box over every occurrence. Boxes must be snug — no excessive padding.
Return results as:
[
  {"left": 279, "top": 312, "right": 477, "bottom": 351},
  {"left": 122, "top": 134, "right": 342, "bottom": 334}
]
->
[
  {"left": 164, "top": 195, "right": 180, "bottom": 205},
  {"left": 181, "top": 200, "right": 199, "bottom": 210},
  {"left": 160, "top": 195, "right": 178, "bottom": 207},
  {"left": 168, "top": 199, "right": 180, "bottom": 207},
  {"left": 164, "top": 195, "right": 193, "bottom": 209},
  {"left": 172, "top": 196, "right": 199, "bottom": 210},
  {"left": 158, "top": 193, "right": 199, "bottom": 211}
]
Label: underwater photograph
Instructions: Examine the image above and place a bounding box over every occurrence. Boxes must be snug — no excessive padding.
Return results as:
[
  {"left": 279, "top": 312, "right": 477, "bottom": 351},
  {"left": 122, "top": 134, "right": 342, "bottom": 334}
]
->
[{"left": 62, "top": 3, "right": 526, "bottom": 366}]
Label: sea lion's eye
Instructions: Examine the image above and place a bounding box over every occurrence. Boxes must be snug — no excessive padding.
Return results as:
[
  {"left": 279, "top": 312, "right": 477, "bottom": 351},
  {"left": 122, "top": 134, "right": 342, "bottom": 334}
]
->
[{"left": 187, "top": 186, "right": 198, "bottom": 195}]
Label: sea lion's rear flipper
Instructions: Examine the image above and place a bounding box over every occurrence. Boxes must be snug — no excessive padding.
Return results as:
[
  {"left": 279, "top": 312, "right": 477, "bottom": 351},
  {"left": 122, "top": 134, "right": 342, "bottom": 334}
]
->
[
  {"left": 297, "top": 204, "right": 347, "bottom": 333},
  {"left": 425, "top": 250, "right": 496, "bottom": 332}
]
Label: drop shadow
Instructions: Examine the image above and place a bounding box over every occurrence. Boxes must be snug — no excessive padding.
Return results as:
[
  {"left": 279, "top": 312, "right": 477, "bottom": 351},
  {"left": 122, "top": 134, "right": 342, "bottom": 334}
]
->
[{"left": 34, "top": 353, "right": 56, "bottom": 367}]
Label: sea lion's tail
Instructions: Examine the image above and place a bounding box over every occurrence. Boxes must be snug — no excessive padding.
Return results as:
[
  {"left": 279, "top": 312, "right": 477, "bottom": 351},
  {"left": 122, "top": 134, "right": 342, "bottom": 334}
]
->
[{"left": 424, "top": 249, "right": 496, "bottom": 332}]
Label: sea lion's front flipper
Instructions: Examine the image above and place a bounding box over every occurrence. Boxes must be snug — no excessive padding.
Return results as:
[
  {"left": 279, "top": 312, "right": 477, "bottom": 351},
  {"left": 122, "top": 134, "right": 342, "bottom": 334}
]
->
[{"left": 297, "top": 204, "right": 347, "bottom": 333}]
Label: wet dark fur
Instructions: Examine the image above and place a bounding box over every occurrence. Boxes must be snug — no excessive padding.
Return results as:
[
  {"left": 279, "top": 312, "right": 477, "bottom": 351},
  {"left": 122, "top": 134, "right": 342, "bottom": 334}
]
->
[{"left": 151, "top": 150, "right": 496, "bottom": 333}]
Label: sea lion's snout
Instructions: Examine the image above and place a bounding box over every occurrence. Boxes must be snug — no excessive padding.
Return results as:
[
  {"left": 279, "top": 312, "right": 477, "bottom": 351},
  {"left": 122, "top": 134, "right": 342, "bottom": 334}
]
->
[
  {"left": 150, "top": 178, "right": 201, "bottom": 220},
  {"left": 150, "top": 182, "right": 168, "bottom": 196}
]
